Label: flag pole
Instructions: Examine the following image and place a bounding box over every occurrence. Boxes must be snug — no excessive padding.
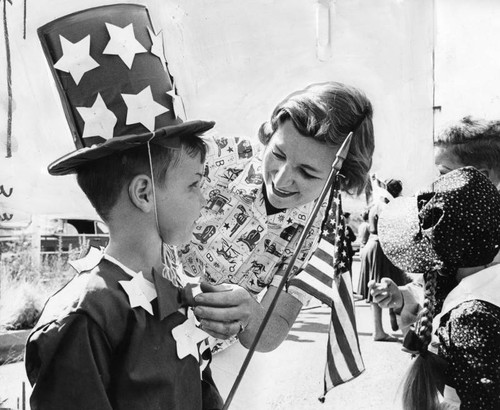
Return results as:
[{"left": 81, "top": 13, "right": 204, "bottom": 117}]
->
[{"left": 222, "top": 132, "right": 354, "bottom": 410}]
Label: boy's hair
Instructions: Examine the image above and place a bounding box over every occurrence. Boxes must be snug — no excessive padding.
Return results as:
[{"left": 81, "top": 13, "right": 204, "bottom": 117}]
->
[
  {"left": 76, "top": 135, "right": 207, "bottom": 222},
  {"left": 258, "top": 82, "right": 375, "bottom": 195},
  {"left": 362, "top": 210, "right": 369, "bottom": 221},
  {"left": 385, "top": 178, "right": 403, "bottom": 198},
  {"left": 434, "top": 116, "right": 500, "bottom": 173}
]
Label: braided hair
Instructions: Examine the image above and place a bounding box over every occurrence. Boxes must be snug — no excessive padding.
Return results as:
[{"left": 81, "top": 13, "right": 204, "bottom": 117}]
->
[{"left": 401, "top": 269, "right": 442, "bottom": 410}]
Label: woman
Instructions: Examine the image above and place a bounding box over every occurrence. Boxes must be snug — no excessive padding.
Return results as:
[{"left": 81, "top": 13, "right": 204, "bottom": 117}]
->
[{"left": 182, "top": 82, "right": 375, "bottom": 352}]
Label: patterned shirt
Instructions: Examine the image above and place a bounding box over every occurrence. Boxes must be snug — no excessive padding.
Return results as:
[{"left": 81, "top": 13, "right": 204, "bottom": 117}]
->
[
  {"left": 437, "top": 300, "right": 500, "bottom": 409},
  {"left": 435, "top": 264, "right": 500, "bottom": 409},
  {"left": 180, "top": 135, "right": 326, "bottom": 305}
]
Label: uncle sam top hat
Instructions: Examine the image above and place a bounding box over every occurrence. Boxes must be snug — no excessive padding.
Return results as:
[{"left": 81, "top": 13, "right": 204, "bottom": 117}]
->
[{"left": 38, "top": 3, "right": 215, "bottom": 176}]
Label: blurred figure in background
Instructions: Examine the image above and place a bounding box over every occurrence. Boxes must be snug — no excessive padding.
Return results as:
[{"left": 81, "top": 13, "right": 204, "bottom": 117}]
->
[
  {"left": 356, "top": 209, "right": 370, "bottom": 250},
  {"left": 343, "top": 212, "right": 356, "bottom": 273},
  {"left": 358, "top": 178, "right": 408, "bottom": 341}
]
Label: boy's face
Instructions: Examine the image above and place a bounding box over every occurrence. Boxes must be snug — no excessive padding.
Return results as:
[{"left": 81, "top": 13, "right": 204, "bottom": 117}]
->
[
  {"left": 434, "top": 145, "right": 500, "bottom": 190},
  {"left": 262, "top": 120, "right": 338, "bottom": 209},
  {"left": 155, "top": 151, "right": 205, "bottom": 245},
  {"left": 434, "top": 146, "right": 465, "bottom": 176}
]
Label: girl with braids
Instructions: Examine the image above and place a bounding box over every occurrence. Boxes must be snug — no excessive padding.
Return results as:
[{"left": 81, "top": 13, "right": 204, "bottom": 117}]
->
[{"left": 377, "top": 167, "right": 500, "bottom": 410}]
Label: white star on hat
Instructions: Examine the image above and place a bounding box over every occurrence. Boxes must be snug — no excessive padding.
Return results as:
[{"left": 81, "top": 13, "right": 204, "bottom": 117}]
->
[
  {"left": 54, "top": 34, "right": 99, "bottom": 85},
  {"left": 76, "top": 93, "right": 117, "bottom": 140},
  {"left": 103, "top": 22, "right": 147, "bottom": 69},
  {"left": 166, "top": 88, "right": 187, "bottom": 121},
  {"left": 122, "top": 85, "right": 169, "bottom": 132},
  {"left": 147, "top": 27, "right": 167, "bottom": 69}
]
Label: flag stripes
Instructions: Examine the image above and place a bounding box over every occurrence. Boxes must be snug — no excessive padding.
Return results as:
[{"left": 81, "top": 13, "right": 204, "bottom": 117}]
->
[
  {"left": 325, "top": 271, "right": 364, "bottom": 388},
  {"left": 292, "top": 189, "right": 364, "bottom": 399}
]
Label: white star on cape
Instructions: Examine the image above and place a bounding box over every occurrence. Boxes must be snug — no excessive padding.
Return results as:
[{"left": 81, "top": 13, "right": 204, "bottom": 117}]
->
[
  {"left": 54, "top": 35, "right": 99, "bottom": 85},
  {"left": 119, "top": 271, "right": 157, "bottom": 315},
  {"left": 122, "top": 85, "right": 169, "bottom": 131},
  {"left": 172, "top": 310, "right": 209, "bottom": 361},
  {"left": 166, "top": 88, "right": 187, "bottom": 121},
  {"left": 147, "top": 27, "right": 167, "bottom": 69},
  {"left": 103, "top": 22, "right": 147, "bottom": 69},
  {"left": 76, "top": 93, "right": 117, "bottom": 140}
]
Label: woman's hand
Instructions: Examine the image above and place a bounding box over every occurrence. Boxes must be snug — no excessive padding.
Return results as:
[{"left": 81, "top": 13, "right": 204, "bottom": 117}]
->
[{"left": 192, "top": 282, "right": 261, "bottom": 340}]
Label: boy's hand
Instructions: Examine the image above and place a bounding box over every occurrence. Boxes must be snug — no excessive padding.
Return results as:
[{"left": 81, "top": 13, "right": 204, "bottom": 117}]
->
[
  {"left": 192, "top": 283, "right": 259, "bottom": 340},
  {"left": 368, "top": 278, "right": 403, "bottom": 310}
]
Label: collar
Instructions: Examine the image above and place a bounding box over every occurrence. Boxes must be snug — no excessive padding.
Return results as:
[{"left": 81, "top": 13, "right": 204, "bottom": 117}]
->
[
  {"left": 105, "top": 253, "right": 182, "bottom": 319},
  {"left": 151, "top": 267, "right": 183, "bottom": 320},
  {"left": 434, "top": 263, "right": 500, "bottom": 325}
]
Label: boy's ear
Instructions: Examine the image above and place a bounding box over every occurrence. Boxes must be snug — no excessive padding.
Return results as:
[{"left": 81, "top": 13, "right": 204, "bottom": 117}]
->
[
  {"left": 478, "top": 168, "right": 490, "bottom": 180},
  {"left": 128, "top": 174, "right": 154, "bottom": 212}
]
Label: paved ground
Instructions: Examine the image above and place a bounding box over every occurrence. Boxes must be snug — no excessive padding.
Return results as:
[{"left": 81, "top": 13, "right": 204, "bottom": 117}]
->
[{"left": 0, "top": 261, "right": 412, "bottom": 410}]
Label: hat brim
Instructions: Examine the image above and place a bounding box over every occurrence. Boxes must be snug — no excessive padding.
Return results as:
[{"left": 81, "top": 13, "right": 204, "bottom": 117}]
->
[
  {"left": 378, "top": 197, "right": 441, "bottom": 274},
  {"left": 48, "top": 120, "right": 215, "bottom": 176}
]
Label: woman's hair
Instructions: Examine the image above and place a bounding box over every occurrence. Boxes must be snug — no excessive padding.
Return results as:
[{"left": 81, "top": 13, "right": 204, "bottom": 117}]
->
[
  {"left": 258, "top": 82, "right": 375, "bottom": 195},
  {"left": 76, "top": 135, "right": 207, "bottom": 222},
  {"left": 435, "top": 116, "right": 500, "bottom": 174}
]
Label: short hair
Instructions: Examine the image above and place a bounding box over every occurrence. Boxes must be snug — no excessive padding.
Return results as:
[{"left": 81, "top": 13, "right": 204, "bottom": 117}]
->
[
  {"left": 258, "top": 82, "right": 375, "bottom": 195},
  {"left": 434, "top": 116, "right": 500, "bottom": 173},
  {"left": 76, "top": 135, "right": 207, "bottom": 222},
  {"left": 385, "top": 179, "right": 403, "bottom": 198}
]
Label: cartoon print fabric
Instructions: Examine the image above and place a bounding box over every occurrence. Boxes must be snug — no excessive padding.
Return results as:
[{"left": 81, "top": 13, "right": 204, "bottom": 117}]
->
[{"left": 180, "top": 135, "right": 326, "bottom": 298}]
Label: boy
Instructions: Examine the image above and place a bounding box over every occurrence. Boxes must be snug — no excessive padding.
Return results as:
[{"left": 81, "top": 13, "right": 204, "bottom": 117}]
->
[{"left": 26, "top": 5, "right": 235, "bottom": 409}]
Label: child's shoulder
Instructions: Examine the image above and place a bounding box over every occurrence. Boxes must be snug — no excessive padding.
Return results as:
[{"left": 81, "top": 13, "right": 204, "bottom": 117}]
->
[{"left": 35, "top": 253, "right": 133, "bottom": 343}]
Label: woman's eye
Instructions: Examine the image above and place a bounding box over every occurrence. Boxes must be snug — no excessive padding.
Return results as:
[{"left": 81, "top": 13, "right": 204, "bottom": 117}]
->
[
  {"left": 300, "top": 169, "right": 319, "bottom": 179},
  {"left": 272, "top": 150, "right": 285, "bottom": 160}
]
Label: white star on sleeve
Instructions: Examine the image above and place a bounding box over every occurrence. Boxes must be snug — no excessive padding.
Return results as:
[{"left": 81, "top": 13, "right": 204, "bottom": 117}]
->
[
  {"left": 54, "top": 35, "right": 99, "bottom": 85},
  {"left": 122, "top": 85, "right": 169, "bottom": 132},
  {"left": 103, "top": 22, "right": 147, "bottom": 69},
  {"left": 147, "top": 27, "right": 167, "bottom": 69},
  {"left": 76, "top": 93, "right": 117, "bottom": 140}
]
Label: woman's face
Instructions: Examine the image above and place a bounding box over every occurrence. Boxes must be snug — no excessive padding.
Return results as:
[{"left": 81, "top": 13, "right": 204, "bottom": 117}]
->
[{"left": 262, "top": 120, "right": 339, "bottom": 209}]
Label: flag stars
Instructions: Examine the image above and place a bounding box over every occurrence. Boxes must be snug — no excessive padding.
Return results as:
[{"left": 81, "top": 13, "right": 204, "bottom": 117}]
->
[
  {"left": 54, "top": 35, "right": 99, "bottom": 85},
  {"left": 103, "top": 22, "right": 147, "bottom": 69},
  {"left": 122, "top": 85, "right": 169, "bottom": 132},
  {"left": 76, "top": 93, "right": 117, "bottom": 140}
]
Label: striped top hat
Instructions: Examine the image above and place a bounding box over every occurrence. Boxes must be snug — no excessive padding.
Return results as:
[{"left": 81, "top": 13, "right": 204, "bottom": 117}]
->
[{"left": 38, "top": 3, "right": 215, "bottom": 175}]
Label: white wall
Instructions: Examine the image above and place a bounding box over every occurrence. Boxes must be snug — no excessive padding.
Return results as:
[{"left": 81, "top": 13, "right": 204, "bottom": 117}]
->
[
  {"left": 434, "top": 0, "right": 500, "bottom": 130},
  {"left": 0, "top": 0, "right": 435, "bottom": 220}
]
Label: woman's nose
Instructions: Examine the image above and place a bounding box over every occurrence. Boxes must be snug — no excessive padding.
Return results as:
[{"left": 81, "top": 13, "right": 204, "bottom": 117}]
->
[{"left": 273, "top": 163, "right": 294, "bottom": 188}]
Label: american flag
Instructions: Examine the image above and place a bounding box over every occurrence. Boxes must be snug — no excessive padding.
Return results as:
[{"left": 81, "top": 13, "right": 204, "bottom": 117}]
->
[{"left": 290, "top": 187, "right": 364, "bottom": 399}]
